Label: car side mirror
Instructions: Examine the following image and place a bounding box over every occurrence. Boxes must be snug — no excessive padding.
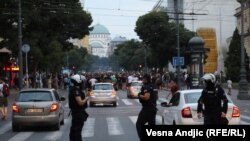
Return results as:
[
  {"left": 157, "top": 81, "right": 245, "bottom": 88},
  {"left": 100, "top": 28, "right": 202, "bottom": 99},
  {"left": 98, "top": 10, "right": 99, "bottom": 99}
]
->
[
  {"left": 161, "top": 102, "right": 170, "bottom": 107},
  {"left": 60, "top": 96, "right": 66, "bottom": 101}
]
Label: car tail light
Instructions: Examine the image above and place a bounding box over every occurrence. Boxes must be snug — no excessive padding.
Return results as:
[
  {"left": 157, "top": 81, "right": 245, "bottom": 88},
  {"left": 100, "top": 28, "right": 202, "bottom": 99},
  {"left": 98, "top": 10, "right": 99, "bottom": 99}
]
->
[
  {"left": 181, "top": 107, "right": 192, "bottom": 118},
  {"left": 50, "top": 103, "right": 58, "bottom": 112},
  {"left": 232, "top": 106, "right": 240, "bottom": 117},
  {"left": 89, "top": 91, "right": 94, "bottom": 96},
  {"left": 112, "top": 90, "right": 117, "bottom": 96},
  {"left": 12, "top": 103, "right": 19, "bottom": 113}
]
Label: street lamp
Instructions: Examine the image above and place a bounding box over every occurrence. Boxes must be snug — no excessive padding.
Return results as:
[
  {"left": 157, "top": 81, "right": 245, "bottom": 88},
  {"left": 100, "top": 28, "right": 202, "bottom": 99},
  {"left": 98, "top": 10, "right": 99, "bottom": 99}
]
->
[
  {"left": 18, "top": 0, "right": 23, "bottom": 90},
  {"left": 237, "top": 0, "right": 250, "bottom": 100}
]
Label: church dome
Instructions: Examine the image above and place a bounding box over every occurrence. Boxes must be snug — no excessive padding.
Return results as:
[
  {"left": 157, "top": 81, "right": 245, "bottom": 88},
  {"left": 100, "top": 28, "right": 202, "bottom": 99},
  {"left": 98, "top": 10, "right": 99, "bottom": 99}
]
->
[{"left": 90, "top": 23, "right": 110, "bottom": 34}]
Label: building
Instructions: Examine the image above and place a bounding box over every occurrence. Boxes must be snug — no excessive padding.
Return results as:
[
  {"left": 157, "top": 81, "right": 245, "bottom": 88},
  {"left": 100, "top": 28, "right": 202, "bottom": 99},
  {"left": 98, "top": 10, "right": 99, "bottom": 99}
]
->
[
  {"left": 89, "top": 23, "right": 111, "bottom": 58},
  {"left": 153, "top": 0, "right": 184, "bottom": 24},
  {"left": 197, "top": 28, "right": 218, "bottom": 73},
  {"left": 110, "top": 36, "right": 127, "bottom": 55},
  {"left": 235, "top": 1, "right": 250, "bottom": 57}
]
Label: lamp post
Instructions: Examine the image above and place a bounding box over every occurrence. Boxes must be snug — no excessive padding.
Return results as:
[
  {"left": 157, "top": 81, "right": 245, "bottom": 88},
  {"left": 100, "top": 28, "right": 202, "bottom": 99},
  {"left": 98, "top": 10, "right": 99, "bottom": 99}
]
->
[
  {"left": 18, "top": 0, "right": 23, "bottom": 90},
  {"left": 237, "top": 0, "right": 250, "bottom": 100}
]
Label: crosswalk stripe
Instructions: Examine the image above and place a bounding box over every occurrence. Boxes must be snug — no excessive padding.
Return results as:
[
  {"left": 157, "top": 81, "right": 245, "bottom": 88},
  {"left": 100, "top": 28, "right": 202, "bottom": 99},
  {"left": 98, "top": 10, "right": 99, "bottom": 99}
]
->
[
  {"left": 44, "top": 118, "right": 71, "bottom": 140},
  {"left": 128, "top": 115, "right": 162, "bottom": 125},
  {"left": 107, "top": 117, "right": 124, "bottom": 135},
  {"left": 121, "top": 99, "right": 133, "bottom": 105},
  {"left": 82, "top": 118, "right": 95, "bottom": 137},
  {"left": 241, "top": 115, "right": 250, "bottom": 121},
  {"left": 0, "top": 122, "right": 11, "bottom": 135},
  {"left": 8, "top": 132, "right": 33, "bottom": 141},
  {"left": 134, "top": 99, "right": 140, "bottom": 104}
]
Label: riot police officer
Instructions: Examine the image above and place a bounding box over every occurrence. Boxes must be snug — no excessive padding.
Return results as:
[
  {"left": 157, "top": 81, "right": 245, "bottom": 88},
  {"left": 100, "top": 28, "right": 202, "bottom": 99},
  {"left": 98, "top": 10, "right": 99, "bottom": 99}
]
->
[
  {"left": 197, "top": 73, "right": 228, "bottom": 125},
  {"left": 136, "top": 74, "right": 158, "bottom": 140},
  {"left": 69, "top": 74, "right": 89, "bottom": 141}
]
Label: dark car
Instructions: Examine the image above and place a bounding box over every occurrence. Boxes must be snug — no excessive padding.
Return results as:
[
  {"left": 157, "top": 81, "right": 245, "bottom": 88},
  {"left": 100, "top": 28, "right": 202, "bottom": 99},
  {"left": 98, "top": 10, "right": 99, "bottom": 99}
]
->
[{"left": 12, "top": 88, "right": 65, "bottom": 131}]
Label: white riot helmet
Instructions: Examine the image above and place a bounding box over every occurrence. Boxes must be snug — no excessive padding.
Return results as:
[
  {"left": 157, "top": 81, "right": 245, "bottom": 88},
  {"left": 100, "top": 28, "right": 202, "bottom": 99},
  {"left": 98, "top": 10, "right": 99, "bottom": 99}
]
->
[
  {"left": 70, "top": 74, "right": 84, "bottom": 86},
  {"left": 202, "top": 73, "right": 216, "bottom": 84}
]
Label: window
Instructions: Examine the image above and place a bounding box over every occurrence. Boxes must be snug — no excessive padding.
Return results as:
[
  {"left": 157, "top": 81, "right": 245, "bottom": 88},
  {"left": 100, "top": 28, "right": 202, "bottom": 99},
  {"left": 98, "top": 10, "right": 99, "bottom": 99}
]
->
[{"left": 18, "top": 91, "right": 53, "bottom": 102}]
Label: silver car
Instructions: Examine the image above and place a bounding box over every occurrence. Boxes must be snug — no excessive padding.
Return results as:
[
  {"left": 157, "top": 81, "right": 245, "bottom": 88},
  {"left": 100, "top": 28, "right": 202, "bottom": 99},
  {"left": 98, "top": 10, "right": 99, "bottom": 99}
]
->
[
  {"left": 12, "top": 88, "right": 65, "bottom": 131},
  {"left": 89, "top": 82, "right": 117, "bottom": 107},
  {"left": 161, "top": 89, "right": 240, "bottom": 125},
  {"left": 127, "top": 81, "right": 142, "bottom": 98}
]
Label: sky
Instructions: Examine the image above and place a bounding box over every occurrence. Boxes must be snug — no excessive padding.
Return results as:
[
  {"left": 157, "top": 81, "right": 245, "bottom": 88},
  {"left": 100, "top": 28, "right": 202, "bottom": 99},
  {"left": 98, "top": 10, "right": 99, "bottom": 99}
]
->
[{"left": 83, "top": 0, "right": 239, "bottom": 46}]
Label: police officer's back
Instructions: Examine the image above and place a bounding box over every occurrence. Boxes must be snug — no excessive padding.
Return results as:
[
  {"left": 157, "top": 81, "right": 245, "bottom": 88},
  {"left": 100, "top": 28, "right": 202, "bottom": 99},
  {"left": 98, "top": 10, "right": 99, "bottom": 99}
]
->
[{"left": 197, "top": 73, "right": 228, "bottom": 125}]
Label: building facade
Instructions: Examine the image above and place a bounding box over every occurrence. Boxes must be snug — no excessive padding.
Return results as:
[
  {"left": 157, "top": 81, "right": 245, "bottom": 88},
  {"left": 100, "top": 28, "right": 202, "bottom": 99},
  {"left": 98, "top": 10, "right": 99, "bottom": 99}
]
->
[{"left": 89, "top": 23, "right": 111, "bottom": 58}]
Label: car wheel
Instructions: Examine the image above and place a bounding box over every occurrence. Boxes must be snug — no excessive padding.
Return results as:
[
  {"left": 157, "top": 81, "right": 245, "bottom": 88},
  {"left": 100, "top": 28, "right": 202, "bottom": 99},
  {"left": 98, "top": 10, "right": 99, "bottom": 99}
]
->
[
  {"left": 113, "top": 102, "right": 117, "bottom": 107},
  {"left": 54, "top": 120, "right": 60, "bottom": 130},
  {"left": 12, "top": 124, "right": 20, "bottom": 132},
  {"left": 162, "top": 117, "right": 165, "bottom": 125},
  {"left": 173, "top": 120, "right": 176, "bottom": 125}
]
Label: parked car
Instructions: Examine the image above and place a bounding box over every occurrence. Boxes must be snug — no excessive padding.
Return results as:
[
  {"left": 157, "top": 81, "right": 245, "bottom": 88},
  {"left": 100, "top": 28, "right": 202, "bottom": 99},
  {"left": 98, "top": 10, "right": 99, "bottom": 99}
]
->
[
  {"left": 161, "top": 89, "right": 240, "bottom": 125},
  {"left": 127, "top": 81, "right": 143, "bottom": 98},
  {"left": 12, "top": 88, "right": 65, "bottom": 131},
  {"left": 89, "top": 82, "right": 117, "bottom": 107}
]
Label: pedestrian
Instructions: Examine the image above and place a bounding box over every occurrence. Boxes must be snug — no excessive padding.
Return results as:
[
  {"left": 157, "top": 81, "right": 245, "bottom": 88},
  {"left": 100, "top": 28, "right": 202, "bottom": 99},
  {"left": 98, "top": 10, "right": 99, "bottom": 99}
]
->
[
  {"left": 68, "top": 74, "right": 89, "bottom": 141},
  {"left": 0, "top": 78, "right": 8, "bottom": 120},
  {"left": 197, "top": 73, "right": 228, "bottom": 125},
  {"left": 227, "top": 79, "right": 232, "bottom": 95},
  {"left": 166, "top": 80, "right": 179, "bottom": 99},
  {"left": 136, "top": 74, "right": 158, "bottom": 141}
]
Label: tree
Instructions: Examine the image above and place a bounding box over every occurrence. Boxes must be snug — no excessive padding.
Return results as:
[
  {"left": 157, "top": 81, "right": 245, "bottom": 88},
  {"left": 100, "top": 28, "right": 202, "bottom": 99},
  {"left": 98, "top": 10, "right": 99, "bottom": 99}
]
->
[
  {"left": 135, "top": 11, "right": 193, "bottom": 70},
  {"left": 0, "top": 0, "right": 92, "bottom": 73},
  {"left": 224, "top": 28, "right": 250, "bottom": 82}
]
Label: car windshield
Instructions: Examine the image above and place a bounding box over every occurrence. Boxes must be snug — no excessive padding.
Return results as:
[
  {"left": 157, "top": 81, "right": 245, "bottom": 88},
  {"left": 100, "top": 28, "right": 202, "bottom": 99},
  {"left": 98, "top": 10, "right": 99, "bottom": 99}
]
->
[
  {"left": 131, "top": 82, "right": 142, "bottom": 86},
  {"left": 18, "top": 91, "right": 53, "bottom": 102},
  {"left": 94, "top": 84, "right": 113, "bottom": 90},
  {"left": 184, "top": 91, "right": 233, "bottom": 104}
]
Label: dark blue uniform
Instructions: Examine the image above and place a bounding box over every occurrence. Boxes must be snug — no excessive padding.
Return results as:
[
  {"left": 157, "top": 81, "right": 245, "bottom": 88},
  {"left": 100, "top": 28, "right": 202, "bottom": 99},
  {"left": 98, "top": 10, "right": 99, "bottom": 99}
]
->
[
  {"left": 136, "top": 84, "right": 157, "bottom": 140},
  {"left": 69, "top": 86, "right": 88, "bottom": 141},
  {"left": 197, "top": 85, "right": 228, "bottom": 125}
]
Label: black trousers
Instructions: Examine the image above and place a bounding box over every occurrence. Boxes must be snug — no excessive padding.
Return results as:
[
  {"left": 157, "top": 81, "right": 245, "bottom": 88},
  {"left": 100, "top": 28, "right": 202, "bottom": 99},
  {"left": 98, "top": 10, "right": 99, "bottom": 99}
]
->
[
  {"left": 69, "top": 112, "right": 85, "bottom": 141},
  {"left": 204, "top": 113, "right": 221, "bottom": 125},
  {"left": 136, "top": 108, "right": 157, "bottom": 141}
]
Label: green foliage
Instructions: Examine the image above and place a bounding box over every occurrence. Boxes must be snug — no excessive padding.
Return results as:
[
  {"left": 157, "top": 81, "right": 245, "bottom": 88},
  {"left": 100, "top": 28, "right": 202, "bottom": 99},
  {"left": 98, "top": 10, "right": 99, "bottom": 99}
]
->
[
  {"left": 224, "top": 28, "right": 250, "bottom": 82},
  {"left": 0, "top": 0, "right": 92, "bottom": 73}
]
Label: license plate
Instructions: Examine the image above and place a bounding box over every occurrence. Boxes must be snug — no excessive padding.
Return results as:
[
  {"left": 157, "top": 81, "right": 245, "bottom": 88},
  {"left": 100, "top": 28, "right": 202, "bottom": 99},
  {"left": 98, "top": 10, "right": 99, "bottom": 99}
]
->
[{"left": 27, "top": 108, "right": 43, "bottom": 113}]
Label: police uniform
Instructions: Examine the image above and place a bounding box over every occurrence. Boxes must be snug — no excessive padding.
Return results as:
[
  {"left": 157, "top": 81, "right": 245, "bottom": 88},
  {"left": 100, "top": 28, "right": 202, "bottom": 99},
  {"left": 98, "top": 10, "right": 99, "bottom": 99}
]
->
[
  {"left": 136, "top": 83, "right": 157, "bottom": 140},
  {"left": 69, "top": 86, "right": 88, "bottom": 141},
  {"left": 197, "top": 85, "right": 228, "bottom": 125}
]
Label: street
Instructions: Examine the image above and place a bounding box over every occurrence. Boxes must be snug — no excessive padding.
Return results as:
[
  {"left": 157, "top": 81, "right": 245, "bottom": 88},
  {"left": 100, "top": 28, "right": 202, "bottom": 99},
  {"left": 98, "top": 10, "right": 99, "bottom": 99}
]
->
[{"left": 0, "top": 88, "right": 250, "bottom": 141}]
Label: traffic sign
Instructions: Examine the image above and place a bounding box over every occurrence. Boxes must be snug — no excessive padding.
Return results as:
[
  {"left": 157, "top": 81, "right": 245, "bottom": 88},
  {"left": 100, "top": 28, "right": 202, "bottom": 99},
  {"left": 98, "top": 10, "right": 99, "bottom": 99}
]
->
[{"left": 173, "top": 57, "right": 184, "bottom": 66}]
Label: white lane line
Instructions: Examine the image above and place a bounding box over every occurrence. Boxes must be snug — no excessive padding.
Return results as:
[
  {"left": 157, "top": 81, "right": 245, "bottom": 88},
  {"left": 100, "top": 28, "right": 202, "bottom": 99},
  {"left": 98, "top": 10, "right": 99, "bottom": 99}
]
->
[
  {"left": 0, "top": 122, "right": 11, "bottom": 134},
  {"left": 129, "top": 115, "right": 162, "bottom": 125},
  {"left": 44, "top": 118, "right": 70, "bottom": 140},
  {"left": 107, "top": 117, "right": 124, "bottom": 135},
  {"left": 134, "top": 99, "right": 140, "bottom": 104},
  {"left": 82, "top": 118, "right": 95, "bottom": 137},
  {"left": 241, "top": 115, "right": 250, "bottom": 121},
  {"left": 121, "top": 99, "right": 133, "bottom": 105},
  {"left": 8, "top": 132, "right": 33, "bottom": 141}
]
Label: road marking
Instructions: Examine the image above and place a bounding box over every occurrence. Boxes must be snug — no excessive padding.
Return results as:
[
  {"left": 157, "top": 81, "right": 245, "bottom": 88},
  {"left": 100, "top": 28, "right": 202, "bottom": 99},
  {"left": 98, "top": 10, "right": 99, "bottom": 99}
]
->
[
  {"left": 0, "top": 122, "right": 11, "bottom": 134},
  {"left": 129, "top": 115, "right": 162, "bottom": 125},
  {"left": 129, "top": 116, "right": 137, "bottom": 125},
  {"left": 8, "top": 132, "right": 33, "bottom": 141},
  {"left": 134, "top": 99, "right": 140, "bottom": 104},
  {"left": 44, "top": 118, "right": 70, "bottom": 140},
  {"left": 106, "top": 117, "right": 124, "bottom": 135},
  {"left": 121, "top": 99, "right": 133, "bottom": 105},
  {"left": 82, "top": 118, "right": 95, "bottom": 137}
]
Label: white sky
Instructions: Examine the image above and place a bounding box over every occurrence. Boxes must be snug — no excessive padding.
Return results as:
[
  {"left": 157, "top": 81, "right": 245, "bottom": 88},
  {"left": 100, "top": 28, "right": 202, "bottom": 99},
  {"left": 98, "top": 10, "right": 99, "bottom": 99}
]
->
[{"left": 83, "top": 0, "right": 239, "bottom": 46}]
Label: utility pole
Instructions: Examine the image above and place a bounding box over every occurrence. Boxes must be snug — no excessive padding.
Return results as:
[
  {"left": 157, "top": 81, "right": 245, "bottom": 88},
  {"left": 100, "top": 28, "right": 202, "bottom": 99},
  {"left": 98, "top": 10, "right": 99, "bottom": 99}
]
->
[
  {"left": 174, "top": 0, "right": 181, "bottom": 88},
  {"left": 18, "top": 0, "right": 23, "bottom": 90}
]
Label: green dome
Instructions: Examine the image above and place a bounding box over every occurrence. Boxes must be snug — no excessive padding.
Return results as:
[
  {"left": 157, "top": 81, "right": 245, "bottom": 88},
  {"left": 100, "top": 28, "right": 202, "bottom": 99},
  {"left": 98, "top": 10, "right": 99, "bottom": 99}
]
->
[{"left": 90, "top": 23, "right": 110, "bottom": 34}]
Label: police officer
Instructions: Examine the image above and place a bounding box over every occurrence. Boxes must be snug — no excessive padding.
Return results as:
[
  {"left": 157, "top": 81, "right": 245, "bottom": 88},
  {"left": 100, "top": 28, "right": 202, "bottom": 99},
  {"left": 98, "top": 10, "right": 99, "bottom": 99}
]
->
[
  {"left": 197, "top": 73, "right": 228, "bottom": 125},
  {"left": 69, "top": 74, "right": 89, "bottom": 141},
  {"left": 136, "top": 74, "right": 158, "bottom": 140}
]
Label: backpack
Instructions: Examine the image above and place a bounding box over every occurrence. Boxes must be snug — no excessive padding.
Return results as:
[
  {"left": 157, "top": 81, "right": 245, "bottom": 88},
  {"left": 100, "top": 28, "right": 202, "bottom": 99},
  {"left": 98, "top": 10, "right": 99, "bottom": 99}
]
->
[{"left": 2, "top": 84, "right": 9, "bottom": 97}]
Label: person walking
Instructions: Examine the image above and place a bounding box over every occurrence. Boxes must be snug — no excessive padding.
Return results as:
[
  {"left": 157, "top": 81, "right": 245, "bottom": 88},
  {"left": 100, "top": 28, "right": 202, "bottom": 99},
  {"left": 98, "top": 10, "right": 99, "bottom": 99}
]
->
[
  {"left": 197, "top": 73, "right": 228, "bottom": 125},
  {"left": 136, "top": 74, "right": 158, "bottom": 141},
  {"left": 0, "top": 78, "right": 8, "bottom": 120},
  {"left": 227, "top": 79, "right": 232, "bottom": 95},
  {"left": 68, "top": 74, "right": 89, "bottom": 141}
]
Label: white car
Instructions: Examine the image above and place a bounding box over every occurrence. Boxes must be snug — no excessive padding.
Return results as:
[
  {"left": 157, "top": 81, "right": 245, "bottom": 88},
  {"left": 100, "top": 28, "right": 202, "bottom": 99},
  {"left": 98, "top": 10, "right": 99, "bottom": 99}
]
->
[{"left": 161, "top": 89, "right": 240, "bottom": 125}]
